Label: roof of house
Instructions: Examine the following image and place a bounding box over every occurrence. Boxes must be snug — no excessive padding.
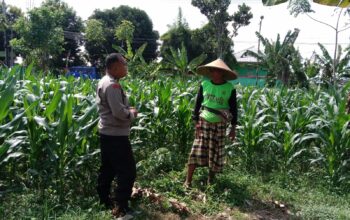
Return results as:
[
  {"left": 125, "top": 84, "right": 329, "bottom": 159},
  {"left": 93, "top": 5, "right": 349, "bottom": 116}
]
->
[{"left": 234, "top": 46, "right": 259, "bottom": 63}]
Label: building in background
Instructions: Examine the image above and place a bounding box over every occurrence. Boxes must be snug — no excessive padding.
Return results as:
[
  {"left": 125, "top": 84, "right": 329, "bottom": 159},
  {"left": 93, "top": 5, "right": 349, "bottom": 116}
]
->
[{"left": 232, "top": 46, "right": 267, "bottom": 87}]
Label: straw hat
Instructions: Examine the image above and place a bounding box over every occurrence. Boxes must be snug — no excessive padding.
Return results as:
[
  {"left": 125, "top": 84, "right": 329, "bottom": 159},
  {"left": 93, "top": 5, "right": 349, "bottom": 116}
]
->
[{"left": 196, "top": 58, "right": 238, "bottom": 80}]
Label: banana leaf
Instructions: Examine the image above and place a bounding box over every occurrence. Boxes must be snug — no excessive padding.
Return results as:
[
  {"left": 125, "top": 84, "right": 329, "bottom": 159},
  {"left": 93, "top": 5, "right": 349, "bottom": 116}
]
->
[
  {"left": 262, "top": 0, "right": 288, "bottom": 6},
  {"left": 313, "top": 0, "right": 350, "bottom": 7},
  {"left": 262, "top": 0, "right": 350, "bottom": 7}
]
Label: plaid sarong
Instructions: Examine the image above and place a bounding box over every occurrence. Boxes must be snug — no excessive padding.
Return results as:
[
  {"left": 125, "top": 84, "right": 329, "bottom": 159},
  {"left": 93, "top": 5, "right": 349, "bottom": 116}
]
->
[{"left": 188, "top": 118, "right": 227, "bottom": 172}]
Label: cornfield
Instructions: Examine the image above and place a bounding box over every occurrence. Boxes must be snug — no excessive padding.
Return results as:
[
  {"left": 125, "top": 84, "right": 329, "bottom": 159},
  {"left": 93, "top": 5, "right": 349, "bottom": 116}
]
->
[{"left": 0, "top": 66, "right": 349, "bottom": 199}]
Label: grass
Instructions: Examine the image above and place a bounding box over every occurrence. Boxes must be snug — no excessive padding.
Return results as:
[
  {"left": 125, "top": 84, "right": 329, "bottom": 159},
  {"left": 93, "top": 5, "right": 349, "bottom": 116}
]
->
[{"left": 2, "top": 168, "right": 349, "bottom": 219}]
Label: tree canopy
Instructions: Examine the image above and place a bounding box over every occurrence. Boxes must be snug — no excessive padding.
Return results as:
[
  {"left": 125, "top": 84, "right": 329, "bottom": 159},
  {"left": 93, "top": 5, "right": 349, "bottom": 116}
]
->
[
  {"left": 85, "top": 5, "right": 159, "bottom": 68},
  {"left": 0, "top": 4, "right": 23, "bottom": 65},
  {"left": 190, "top": 0, "right": 253, "bottom": 66},
  {"left": 160, "top": 8, "right": 198, "bottom": 62},
  {"left": 10, "top": 3, "right": 65, "bottom": 70},
  {"left": 42, "top": 0, "right": 85, "bottom": 69},
  {"left": 10, "top": 0, "right": 83, "bottom": 71}
]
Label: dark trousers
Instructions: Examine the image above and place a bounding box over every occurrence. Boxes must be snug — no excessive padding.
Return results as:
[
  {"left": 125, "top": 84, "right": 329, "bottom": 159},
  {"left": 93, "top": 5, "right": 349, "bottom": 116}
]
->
[{"left": 97, "top": 134, "right": 136, "bottom": 208}]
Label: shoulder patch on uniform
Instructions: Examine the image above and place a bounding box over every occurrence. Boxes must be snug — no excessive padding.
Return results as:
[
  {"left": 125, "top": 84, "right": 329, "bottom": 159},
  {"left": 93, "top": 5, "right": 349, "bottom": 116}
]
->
[{"left": 112, "top": 83, "right": 121, "bottom": 89}]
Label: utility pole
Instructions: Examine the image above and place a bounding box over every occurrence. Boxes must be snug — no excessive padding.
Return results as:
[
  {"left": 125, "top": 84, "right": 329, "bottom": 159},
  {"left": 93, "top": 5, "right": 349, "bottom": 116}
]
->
[
  {"left": 256, "top": 15, "right": 264, "bottom": 86},
  {"left": 257, "top": 16, "right": 264, "bottom": 53}
]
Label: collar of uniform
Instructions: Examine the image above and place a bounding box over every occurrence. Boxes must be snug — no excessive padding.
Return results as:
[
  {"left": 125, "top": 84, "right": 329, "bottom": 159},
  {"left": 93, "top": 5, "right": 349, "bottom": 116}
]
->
[{"left": 106, "top": 72, "right": 119, "bottom": 82}]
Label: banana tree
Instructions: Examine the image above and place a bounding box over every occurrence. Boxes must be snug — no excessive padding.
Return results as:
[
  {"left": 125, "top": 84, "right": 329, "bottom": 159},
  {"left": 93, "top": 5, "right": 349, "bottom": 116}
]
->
[
  {"left": 162, "top": 43, "right": 207, "bottom": 77},
  {"left": 263, "top": 0, "right": 350, "bottom": 83},
  {"left": 314, "top": 43, "right": 350, "bottom": 82},
  {"left": 244, "top": 29, "right": 302, "bottom": 86}
]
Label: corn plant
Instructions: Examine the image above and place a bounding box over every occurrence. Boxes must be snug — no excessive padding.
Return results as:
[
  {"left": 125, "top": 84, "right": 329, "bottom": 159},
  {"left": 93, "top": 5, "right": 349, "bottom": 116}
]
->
[{"left": 1, "top": 65, "right": 350, "bottom": 195}]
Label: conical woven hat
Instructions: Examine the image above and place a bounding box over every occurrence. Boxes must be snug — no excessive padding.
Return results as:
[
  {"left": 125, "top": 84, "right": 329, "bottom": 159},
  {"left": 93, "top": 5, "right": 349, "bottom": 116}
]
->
[{"left": 197, "top": 58, "right": 238, "bottom": 80}]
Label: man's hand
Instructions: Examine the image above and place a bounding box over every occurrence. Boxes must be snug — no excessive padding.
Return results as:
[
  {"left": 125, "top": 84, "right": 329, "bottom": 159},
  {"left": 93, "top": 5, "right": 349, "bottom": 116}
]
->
[
  {"left": 129, "top": 107, "right": 138, "bottom": 118},
  {"left": 229, "top": 129, "right": 236, "bottom": 141}
]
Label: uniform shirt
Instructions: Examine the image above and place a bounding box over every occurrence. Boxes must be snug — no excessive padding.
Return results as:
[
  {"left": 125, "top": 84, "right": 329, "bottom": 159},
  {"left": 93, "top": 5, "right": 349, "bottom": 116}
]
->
[{"left": 96, "top": 73, "right": 135, "bottom": 136}]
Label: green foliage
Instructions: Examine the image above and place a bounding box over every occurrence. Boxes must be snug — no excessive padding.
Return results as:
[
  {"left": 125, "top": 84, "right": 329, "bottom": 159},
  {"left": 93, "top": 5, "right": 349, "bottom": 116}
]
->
[
  {"left": 115, "top": 20, "right": 135, "bottom": 57},
  {"left": 85, "top": 5, "right": 159, "bottom": 67},
  {"left": 162, "top": 1, "right": 251, "bottom": 66},
  {"left": 286, "top": 0, "right": 350, "bottom": 84},
  {"left": 231, "top": 83, "right": 350, "bottom": 186},
  {"left": 112, "top": 42, "right": 149, "bottom": 78},
  {"left": 263, "top": 0, "right": 350, "bottom": 7},
  {"left": 85, "top": 19, "right": 107, "bottom": 67},
  {"left": 137, "top": 148, "right": 175, "bottom": 178},
  {"left": 1, "top": 66, "right": 350, "bottom": 219},
  {"left": 244, "top": 29, "right": 308, "bottom": 87},
  {"left": 10, "top": 4, "right": 65, "bottom": 70},
  {"left": 191, "top": 0, "right": 237, "bottom": 58},
  {"left": 160, "top": 8, "right": 199, "bottom": 62},
  {"left": 0, "top": 66, "right": 99, "bottom": 199},
  {"left": 1, "top": 66, "right": 350, "bottom": 193},
  {"left": 85, "top": 19, "right": 106, "bottom": 44},
  {"left": 314, "top": 43, "right": 350, "bottom": 83},
  {"left": 262, "top": 0, "right": 288, "bottom": 6},
  {"left": 162, "top": 43, "right": 207, "bottom": 77},
  {"left": 232, "top": 3, "right": 253, "bottom": 37},
  {"left": 41, "top": 0, "right": 85, "bottom": 69},
  {"left": 8, "top": 0, "right": 84, "bottom": 70},
  {"left": 0, "top": 4, "right": 23, "bottom": 53}
]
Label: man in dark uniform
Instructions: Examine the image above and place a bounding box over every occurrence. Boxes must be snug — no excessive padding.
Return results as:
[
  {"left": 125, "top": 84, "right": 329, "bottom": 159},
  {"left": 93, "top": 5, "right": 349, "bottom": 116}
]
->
[{"left": 96, "top": 53, "right": 138, "bottom": 217}]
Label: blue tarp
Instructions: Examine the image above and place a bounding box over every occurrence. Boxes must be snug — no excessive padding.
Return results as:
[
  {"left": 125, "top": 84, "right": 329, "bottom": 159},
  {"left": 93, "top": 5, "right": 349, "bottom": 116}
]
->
[{"left": 66, "top": 66, "right": 99, "bottom": 79}]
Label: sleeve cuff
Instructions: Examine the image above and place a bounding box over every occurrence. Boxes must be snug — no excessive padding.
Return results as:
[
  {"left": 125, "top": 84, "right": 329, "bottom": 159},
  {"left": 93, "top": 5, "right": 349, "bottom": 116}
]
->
[{"left": 128, "top": 111, "right": 135, "bottom": 120}]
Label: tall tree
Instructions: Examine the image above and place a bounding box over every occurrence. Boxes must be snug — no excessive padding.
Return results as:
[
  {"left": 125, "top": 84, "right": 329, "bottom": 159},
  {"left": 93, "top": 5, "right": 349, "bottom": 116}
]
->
[
  {"left": 232, "top": 3, "right": 253, "bottom": 38},
  {"left": 190, "top": 23, "right": 236, "bottom": 64},
  {"left": 115, "top": 20, "right": 135, "bottom": 56},
  {"left": 0, "top": 4, "right": 23, "bottom": 66},
  {"left": 84, "top": 19, "right": 107, "bottom": 68},
  {"left": 191, "top": 0, "right": 253, "bottom": 64},
  {"left": 191, "top": 0, "right": 233, "bottom": 58},
  {"left": 85, "top": 5, "right": 159, "bottom": 68},
  {"left": 41, "top": 0, "right": 85, "bottom": 69},
  {"left": 160, "top": 8, "right": 199, "bottom": 61},
  {"left": 10, "top": 5, "right": 64, "bottom": 71}
]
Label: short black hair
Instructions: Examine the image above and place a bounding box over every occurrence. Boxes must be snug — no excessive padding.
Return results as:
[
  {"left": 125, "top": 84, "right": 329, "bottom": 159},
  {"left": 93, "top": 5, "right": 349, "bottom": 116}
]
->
[{"left": 105, "top": 53, "right": 123, "bottom": 69}]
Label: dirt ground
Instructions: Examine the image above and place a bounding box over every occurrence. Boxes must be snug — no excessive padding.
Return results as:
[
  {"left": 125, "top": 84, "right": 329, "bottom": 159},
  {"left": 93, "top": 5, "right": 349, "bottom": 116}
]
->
[{"left": 129, "top": 187, "right": 297, "bottom": 220}]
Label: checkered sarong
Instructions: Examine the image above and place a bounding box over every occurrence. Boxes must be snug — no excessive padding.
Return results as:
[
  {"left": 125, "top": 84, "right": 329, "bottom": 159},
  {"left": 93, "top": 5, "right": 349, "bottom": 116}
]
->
[{"left": 188, "top": 118, "right": 227, "bottom": 172}]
